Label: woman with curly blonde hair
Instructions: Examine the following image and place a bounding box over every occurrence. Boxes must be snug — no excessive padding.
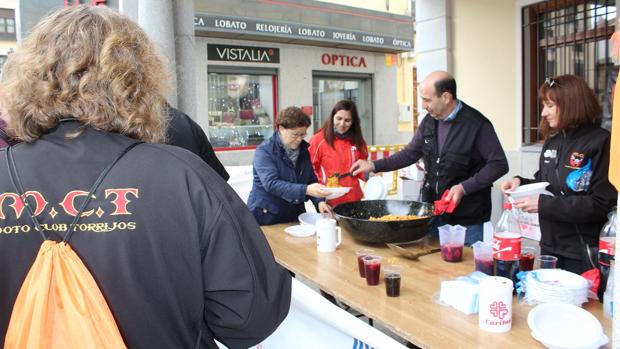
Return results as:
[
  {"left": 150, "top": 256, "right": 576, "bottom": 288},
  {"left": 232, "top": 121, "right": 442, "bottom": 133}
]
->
[
  {"left": 0, "top": 6, "right": 290, "bottom": 349},
  {"left": 1, "top": 4, "right": 168, "bottom": 142}
]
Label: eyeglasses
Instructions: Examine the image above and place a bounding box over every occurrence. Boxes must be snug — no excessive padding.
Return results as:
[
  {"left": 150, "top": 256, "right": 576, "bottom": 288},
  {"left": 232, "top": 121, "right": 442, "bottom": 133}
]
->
[
  {"left": 282, "top": 129, "right": 307, "bottom": 139},
  {"left": 544, "top": 77, "right": 558, "bottom": 88}
]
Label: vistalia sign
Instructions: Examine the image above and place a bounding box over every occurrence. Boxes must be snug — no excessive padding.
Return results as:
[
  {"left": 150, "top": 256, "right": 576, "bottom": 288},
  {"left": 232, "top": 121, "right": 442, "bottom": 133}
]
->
[
  {"left": 208, "top": 44, "right": 280, "bottom": 64},
  {"left": 321, "top": 54, "right": 367, "bottom": 68}
]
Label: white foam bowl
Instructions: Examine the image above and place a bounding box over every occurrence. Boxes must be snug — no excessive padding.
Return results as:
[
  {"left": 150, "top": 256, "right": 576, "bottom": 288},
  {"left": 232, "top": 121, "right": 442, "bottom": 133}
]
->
[
  {"left": 505, "top": 182, "right": 550, "bottom": 200},
  {"left": 528, "top": 303, "right": 608, "bottom": 349},
  {"left": 298, "top": 212, "right": 324, "bottom": 226}
]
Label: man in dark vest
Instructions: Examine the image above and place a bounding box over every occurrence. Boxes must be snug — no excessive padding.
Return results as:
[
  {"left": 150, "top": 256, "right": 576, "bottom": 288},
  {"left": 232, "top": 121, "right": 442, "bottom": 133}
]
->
[{"left": 351, "top": 71, "right": 508, "bottom": 244}]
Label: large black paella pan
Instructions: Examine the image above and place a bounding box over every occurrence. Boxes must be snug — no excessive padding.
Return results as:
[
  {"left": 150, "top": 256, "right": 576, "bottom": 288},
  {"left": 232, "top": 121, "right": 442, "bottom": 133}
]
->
[{"left": 333, "top": 200, "right": 433, "bottom": 243}]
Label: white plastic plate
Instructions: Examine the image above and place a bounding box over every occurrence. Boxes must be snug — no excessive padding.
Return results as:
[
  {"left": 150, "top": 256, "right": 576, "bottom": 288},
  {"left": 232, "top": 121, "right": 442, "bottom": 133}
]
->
[
  {"left": 505, "top": 182, "right": 550, "bottom": 200},
  {"left": 363, "top": 176, "right": 387, "bottom": 200},
  {"left": 324, "top": 187, "right": 351, "bottom": 200},
  {"left": 284, "top": 224, "right": 316, "bottom": 238},
  {"left": 528, "top": 303, "right": 608, "bottom": 349}
]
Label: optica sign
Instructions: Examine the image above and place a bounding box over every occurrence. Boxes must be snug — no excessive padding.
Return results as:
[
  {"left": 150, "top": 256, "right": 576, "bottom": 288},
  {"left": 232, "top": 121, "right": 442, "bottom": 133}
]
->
[{"left": 321, "top": 54, "right": 367, "bottom": 68}]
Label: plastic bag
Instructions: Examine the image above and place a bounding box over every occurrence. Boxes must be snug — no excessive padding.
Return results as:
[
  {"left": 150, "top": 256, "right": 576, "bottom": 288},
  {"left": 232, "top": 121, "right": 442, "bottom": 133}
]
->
[{"left": 581, "top": 268, "right": 601, "bottom": 300}]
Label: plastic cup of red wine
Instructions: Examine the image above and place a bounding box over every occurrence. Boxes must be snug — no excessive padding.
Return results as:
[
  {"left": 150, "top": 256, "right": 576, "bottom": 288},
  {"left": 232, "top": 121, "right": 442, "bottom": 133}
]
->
[
  {"left": 363, "top": 255, "right": 381, "bottom": 286},
  {"left": 384, "top": 264, "right": 403, "bottom": 297},
  {"left": 472, "top": 241, "right": 494, "bottom": 275},
  {"left": 439, "top": 225, "right": 466, "bottom": 263},
  {"left": 520, "top": 247, "right": 536, "bottom": 272},
  {"left": 356, "top": 249, "right": 375, "bottom": 278}
]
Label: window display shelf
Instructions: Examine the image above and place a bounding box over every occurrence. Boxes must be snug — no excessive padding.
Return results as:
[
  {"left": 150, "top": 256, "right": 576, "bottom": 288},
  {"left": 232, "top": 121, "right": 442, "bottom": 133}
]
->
[
  {"left": 208, "top": 72, "right": 276, "bottom": 150},
  {"left": 209, "top": 124, "right": 273, "bottom": 149}
]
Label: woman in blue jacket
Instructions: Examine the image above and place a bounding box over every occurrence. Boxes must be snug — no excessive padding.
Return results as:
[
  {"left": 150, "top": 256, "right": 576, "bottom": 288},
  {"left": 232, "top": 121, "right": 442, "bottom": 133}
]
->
[{"left": 248, "top": 107, "right": 330, "bottom": 225}]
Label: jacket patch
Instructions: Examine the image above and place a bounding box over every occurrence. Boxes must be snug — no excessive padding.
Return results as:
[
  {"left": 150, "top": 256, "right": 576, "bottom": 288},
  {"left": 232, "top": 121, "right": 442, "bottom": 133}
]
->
[
  {"left": 543, "top": 149, "right": 557, "bottom": 163},
  {"left": 566, "top": 159, "right": 592, "bottom": 192},
  {"left": 566, "top": 152, "right": 585, "bottom": 169}
]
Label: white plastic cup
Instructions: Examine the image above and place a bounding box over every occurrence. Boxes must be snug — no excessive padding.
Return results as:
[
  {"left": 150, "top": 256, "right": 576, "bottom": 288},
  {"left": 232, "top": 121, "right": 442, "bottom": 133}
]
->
[{"left": 536, "top": 255, "right": 558, "bottom": 269}]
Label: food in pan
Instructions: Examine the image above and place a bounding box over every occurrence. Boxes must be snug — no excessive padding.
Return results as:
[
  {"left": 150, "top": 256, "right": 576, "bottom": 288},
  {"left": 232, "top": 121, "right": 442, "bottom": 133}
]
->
[
  {"left": 326, "top": 175, "right": 340, "bottom": 188},
  {"left": 369, "top": 214, "right": 427, "bottom": 221}
]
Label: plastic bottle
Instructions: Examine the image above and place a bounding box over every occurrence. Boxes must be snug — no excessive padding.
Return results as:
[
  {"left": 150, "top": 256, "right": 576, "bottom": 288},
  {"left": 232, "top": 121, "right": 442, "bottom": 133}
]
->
[
  {"left": 497, "top": 203, "right": 520, "bottom": 233},
  {"left": 603, "top": 260, "right": 614, "bottom": 318},
  {"left": 598, "top": 208, "right": 617, "bottom": 302},
  {"left": 493, "top": 203, "right": 522, "bottom": 284}
]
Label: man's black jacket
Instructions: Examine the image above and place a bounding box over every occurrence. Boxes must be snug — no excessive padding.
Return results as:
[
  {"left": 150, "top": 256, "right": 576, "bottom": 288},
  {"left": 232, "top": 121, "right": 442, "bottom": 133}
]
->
[{"left": 168, "top": 107, "right": 230, "bottom": 181}]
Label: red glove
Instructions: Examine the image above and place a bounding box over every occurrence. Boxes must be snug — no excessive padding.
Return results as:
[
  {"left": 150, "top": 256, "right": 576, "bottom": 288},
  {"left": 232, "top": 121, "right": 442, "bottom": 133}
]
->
[{"left": 433, "top": 190, "right": 457, "bottom": 215}]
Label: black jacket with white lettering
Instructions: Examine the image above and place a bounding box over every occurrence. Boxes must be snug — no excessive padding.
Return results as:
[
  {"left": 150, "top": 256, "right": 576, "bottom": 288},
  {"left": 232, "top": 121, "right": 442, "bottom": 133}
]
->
[
  {"left": 518, "top": 125, "right": 617, "bottom": 261},
  {"left": 0, "top": 120, "right": 291, "bottom": 348}
]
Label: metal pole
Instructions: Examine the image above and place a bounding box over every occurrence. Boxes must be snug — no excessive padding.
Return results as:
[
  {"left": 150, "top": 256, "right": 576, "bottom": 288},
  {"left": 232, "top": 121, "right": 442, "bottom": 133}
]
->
[
  {"left": 172, "top": 0, "right": 197, "bottom": 118},
  {"left": 138, "top": 0, "right": 178, "bottom": 107}
]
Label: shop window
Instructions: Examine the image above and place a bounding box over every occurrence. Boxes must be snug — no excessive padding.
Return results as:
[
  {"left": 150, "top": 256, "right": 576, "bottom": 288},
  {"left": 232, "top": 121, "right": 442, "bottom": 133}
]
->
[
  {"left": 0, "top": 8, "right": 15, "bottom": 39},
  {"left": 207, "top": 73, "right": 276, "bottom": 150},
  {"left": 522, "top": 0, "right": 616, "bottom": 144},
  {"left": 6, "top": 18, "right": 14, "bottom": 33},
  {"left": 312, "top": 74, "right": 373, "bottom": 144}
]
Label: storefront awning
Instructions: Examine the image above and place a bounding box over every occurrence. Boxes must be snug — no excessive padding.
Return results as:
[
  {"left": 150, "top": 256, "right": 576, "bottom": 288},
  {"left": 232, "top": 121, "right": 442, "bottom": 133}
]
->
[{"left": 195, "top": 13, "right": 413, "bottom": 53}]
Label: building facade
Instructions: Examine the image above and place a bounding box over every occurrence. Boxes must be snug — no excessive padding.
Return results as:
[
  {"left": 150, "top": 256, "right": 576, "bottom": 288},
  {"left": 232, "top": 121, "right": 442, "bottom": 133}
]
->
[
  {"left": 416, "top": 0, "right": 618, "bottom": 181},
  {"left": 19, "top": 0, "right": 415, "bottom": 166},
  {"left": 0, "top": 0, "right": 17, "bottom": 74},
  {"left": 192, "top": 0, "right": 415, "bottom": 165}
]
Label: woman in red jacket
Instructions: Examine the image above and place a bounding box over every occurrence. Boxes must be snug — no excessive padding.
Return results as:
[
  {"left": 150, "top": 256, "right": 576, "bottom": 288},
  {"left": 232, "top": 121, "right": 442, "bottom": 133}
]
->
[{"left": 309, "top": 100, "right": 368, "bottom": 206}]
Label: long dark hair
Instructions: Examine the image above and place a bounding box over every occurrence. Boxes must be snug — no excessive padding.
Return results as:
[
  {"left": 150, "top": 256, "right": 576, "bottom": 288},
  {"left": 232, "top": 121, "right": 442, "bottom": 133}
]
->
[{"left": 321, "top": 100, "right": 365, "bottom": 149}]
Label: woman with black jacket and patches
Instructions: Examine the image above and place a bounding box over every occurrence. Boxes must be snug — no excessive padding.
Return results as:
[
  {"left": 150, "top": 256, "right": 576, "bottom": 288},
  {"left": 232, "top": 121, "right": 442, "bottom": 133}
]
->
[{"left": 501, "top": 74, "right": 617, "bottom": 274}]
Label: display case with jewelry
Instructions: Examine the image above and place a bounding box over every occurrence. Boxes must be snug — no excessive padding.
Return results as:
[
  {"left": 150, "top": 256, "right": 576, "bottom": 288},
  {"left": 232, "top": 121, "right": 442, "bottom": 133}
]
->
[{"left": 207, "top": 73, "right": 276, "bottom": 149}]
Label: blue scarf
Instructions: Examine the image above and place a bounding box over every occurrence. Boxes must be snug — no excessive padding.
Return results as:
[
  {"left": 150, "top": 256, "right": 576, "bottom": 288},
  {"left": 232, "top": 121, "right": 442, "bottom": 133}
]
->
[
  {"left": 333, "top": 127, "right": 352, "bottom": 139},
  {"left": 283, "top": 144, "right": 300, "bottom": 165}
]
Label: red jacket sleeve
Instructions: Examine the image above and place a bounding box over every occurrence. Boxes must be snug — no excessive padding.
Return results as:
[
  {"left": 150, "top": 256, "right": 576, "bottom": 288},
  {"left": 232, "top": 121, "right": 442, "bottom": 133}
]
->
[{"left": 308, "top": 133, "right": 325, "bottom": 184}]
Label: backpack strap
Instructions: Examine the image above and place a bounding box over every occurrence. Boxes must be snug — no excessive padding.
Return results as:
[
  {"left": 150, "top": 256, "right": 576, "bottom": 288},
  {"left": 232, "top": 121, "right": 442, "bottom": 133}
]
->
[
  {"left": 6, "top": 141, "right": 142, "bottom": 242},
  {"left": 6, "top": 147, "right": 46, "bottom": 240}
]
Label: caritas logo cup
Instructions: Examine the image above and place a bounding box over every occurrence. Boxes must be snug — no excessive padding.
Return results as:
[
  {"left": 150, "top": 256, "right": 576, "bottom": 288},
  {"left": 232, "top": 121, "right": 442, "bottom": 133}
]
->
[
  {"left": 478, "top": 276, "right": 514, "bottom": 333},
  {"left": 493, "top": 232, "right": 521, "bottom": 261}
]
